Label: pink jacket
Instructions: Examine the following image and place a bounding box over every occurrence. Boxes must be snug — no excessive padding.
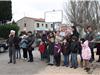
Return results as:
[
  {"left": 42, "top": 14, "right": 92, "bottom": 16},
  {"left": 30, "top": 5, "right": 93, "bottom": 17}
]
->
[{"left": 81, "top": 40, "right": 91, "bottom": 60}]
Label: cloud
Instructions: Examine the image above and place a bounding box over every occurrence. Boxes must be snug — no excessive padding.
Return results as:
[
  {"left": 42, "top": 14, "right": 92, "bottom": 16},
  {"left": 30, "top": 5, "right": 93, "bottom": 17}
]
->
[{"left": 11, "top": 0, "right": 64, "bottom": 21}]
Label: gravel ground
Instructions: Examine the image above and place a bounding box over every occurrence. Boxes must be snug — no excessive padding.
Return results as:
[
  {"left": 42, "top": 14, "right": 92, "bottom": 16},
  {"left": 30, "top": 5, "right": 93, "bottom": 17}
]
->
[{"left": 0, "top": 48, "right": 100, "bottom": 75}]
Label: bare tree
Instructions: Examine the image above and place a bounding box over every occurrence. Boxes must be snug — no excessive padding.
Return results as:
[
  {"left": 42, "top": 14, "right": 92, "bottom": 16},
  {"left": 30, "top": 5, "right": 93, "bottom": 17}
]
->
[{"left": 64, "top": 0, "right": 100, "bottom": 31}]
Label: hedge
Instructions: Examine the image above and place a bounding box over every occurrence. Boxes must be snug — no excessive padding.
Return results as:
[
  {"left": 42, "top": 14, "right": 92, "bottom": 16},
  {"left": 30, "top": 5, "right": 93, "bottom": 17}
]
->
[
  {"left": 0, "top": 23, "right": 19, "bottom": 39},
  {"left": 0, "top": 1, "right": 12, "bottom": 23}
]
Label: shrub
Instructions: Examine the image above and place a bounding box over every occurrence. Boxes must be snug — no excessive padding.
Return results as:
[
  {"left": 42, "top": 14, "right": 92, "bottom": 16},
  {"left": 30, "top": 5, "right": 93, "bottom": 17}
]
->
[{"left": 0, "top": 23, "right": 19, "bottom": 39}]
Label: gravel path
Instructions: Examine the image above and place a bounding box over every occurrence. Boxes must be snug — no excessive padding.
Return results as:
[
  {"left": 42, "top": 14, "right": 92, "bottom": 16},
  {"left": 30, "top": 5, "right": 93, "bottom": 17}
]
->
[{"left": 0, "top": 49, "right": 99, "bottom": 75}]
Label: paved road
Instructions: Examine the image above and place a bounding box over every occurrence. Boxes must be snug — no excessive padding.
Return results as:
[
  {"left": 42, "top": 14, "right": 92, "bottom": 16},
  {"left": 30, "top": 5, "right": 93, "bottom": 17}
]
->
[{"left": 0, "top": 49, "right": 100, "bottom": 75}]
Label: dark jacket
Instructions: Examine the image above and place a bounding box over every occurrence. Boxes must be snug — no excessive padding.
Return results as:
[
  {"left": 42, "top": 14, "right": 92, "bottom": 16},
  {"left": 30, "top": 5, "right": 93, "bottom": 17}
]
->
[
  {"left": 13, "top": 36, "right": 20, "bottom": 49},
  {"left": 85, "top": 32, "right": 95, "bottom": 48},
  {"left": 27, "top": 35, "right": 35, "bottom": 50},
  {"left": 54, "top": 43, "right": 61, "bottom": 56},
  {"left": 72, "top": 31, "right": 79, "bottom": 39},
  {"left": 96, "top": 43, "right": 100, "bottom": 55},
  {"left": 70, "top": 41, "right": 80, "bottom": 53},
  {"left": 61, "top": 42, "right": 70, "bottom": 55},
  {"left": 7, "top": 35, "right": 20, "bottom": 49},
  {"left": 48, "top": 42, "right": 54, "bottom": 55},
  {"left": 77, "top": 41, "right": 82, "bottom": 54},
  {"left": 7, "top": 35, "right": 14, "bottom": 47}
]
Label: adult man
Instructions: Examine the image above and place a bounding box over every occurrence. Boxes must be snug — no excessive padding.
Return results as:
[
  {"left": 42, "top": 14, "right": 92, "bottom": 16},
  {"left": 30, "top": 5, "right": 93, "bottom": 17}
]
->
[
  {"left": 85, "top": 26, "right": 95, "bottom": 62},
  {"left": 7, "top": 30, "right": 16, "bottom": 64}
]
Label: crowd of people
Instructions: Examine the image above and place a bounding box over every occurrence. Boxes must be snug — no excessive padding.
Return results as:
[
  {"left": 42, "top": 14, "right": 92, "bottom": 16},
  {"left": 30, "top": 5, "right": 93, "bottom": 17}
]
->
[{"left": 6, "top": 26, "right": 100, "bottom": 73}]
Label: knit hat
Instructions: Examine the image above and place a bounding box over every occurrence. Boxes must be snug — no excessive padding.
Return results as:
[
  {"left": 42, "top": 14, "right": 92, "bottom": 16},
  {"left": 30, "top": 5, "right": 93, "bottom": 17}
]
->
[{"left": 10, "top": 30, "right": 15, "bottom": 33}]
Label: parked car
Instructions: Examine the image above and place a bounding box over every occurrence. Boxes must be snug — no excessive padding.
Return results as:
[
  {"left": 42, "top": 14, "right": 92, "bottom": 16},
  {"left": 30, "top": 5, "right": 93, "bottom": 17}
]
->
[
  {"left": 0, "top": 39, "right": 8, "bottom": 53},
  {"left": 95, "top": 32, "right": 100, "bottom": 41}
]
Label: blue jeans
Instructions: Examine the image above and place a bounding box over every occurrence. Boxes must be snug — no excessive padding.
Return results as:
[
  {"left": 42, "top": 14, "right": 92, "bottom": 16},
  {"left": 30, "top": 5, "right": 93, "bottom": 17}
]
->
[
  {"left": 64, "top": 55, "right": 69, "bottom": 66},
  {"left": 16, "top": 49, "right": 21, "bottom": 59},
  {"left": 71, "top": 53, "right": 78, "bottom": 67}
]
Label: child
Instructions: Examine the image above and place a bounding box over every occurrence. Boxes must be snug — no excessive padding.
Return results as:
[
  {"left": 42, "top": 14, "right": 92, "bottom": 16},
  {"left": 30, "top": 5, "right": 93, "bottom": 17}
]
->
[
  {"left": 81, "top": 38, "right": 91, "bottom": 72},
  {"left": 39, "top": 41, "right": 46, "bottom": 61},
  {"left": 70, "top": 36, "right": 79, "bottom": 69},
  {"left": 61, "top": 39, "right": 70, "bottom": 67},
  {"left": 48, "top": 37, "right": 55, "bottom": 66},
  {"left": 54, "top": 40, "right": 61, "bottom": 66},
  {"left": 19, "top": 34, "right": 28, "bottom": 60}
]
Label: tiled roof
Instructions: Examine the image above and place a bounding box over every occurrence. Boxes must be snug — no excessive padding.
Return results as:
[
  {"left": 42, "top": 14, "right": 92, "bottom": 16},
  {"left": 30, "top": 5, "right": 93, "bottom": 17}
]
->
[{"left": 24, "top": 17, "right": 45, "bottom": 22}]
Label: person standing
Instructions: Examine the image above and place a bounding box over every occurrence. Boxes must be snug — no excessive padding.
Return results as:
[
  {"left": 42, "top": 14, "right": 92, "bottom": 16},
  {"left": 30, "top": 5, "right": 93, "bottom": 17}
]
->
[
  {"left": 15, "top": 36, "right": 21, "bottom": 59},
  {"left": 7, "top": 30, "right": 16, "bottom": 64},
  {"left": 19, "top": 34, "right": 28, "bottom": 60},
  {"left": 96, "top": 43, "right": 100, "bottom": 62},
  {"left": 27, "top": 31, "right": 35, "bottom": 62},
  {"left": 70, "top": 36, "right": 79, "bottom": 69},
  {"left": 71, "top": 26, "right": 79, "bottom": 39},
  {"left": 48, "top": 32, "right": 55, "bottom": 66},
  {"left": 81, "top": 38, "right": 91, "bottom": 72},
  {"left": 85, "top": 26, "right": 95, "bottom": 62},
  {"left": 61, "top": 39, "right": 70, "bottom": 67},
  {"left": 39, "top": 41, "right": 46, "bottom": 61},
  {"left": 54, "top": 40, "right": 61, "bottom": 66}
]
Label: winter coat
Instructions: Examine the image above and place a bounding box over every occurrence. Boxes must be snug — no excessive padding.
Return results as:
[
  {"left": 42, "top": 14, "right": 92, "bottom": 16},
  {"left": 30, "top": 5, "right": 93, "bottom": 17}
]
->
[
  {"left": 7, "top": 35, "right": 14, "bottom": 47},
  {"left": 48, "top": 42, "right": 54, "bottom": 55},
  {"left": 61, "top": 42, "right": 70, "bottom": 55},
  {"left": 39, "top": 43, "right": 45, "bottom": 53},
  {"left": 72, "top": 31, "right": 79, "bottom": 39},
  {"left": 13, "top": 36, "right": 20, "bottom": 49},
  {"left": 7, "top": 35, "right": 20, "bottom": 49},
  {"left": 27, "top": 35, "right": 35, "bottom": 51},
  {"left": 96, "top": 43, "right": 100, "bottom": 55},
  {"left": 19, "top": 38, "right": 28, "bottom": 49},
  {"left": 77, "top": 41, "right": 82, "bottom": 54},
  {"left": 81, "top": 40, "right": 91, "bottom": 60},
  {"left": 85, "top": 32, "right": 95, "bottom": 49},
  {"left": 70, "top": 41, "right": 79, "bottom": 53},
  {"left": 54, "top": 43, "right": 61, "bottom": 56}
]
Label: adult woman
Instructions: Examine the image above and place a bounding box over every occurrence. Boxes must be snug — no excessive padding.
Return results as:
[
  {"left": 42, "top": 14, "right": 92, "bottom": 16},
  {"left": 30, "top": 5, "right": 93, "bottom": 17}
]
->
[{"left": 27, "top": 31, "right": 35, "bottom": 62}]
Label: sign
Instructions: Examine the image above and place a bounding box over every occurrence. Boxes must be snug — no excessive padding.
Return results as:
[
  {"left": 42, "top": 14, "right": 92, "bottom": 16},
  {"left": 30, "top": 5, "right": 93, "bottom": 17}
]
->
[{"left": 45, "top": 10, "right": 63, "bottom": 22}]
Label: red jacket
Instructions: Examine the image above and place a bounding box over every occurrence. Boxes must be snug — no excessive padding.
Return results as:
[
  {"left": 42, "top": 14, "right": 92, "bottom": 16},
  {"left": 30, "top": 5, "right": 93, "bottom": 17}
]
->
[{"left": 39, "top": 43, "right": 45, "bottom": 53}]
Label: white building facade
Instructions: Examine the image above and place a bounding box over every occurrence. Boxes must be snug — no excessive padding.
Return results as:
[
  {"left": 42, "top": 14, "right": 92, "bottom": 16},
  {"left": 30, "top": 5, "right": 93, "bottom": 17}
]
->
[{"left": 17, "top": 17, "right": 53, "bottom": 32}]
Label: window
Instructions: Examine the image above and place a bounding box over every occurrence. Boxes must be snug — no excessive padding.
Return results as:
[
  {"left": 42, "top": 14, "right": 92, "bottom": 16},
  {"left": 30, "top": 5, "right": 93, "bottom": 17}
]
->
[
  {"left": 24, "top": 23, "right": 26, "bottom": 27},
  {"left": 37, "top": 23, "right": 39, "bottom": 27},
  {"left": 51, "top": 24, "right": 53, "bottom": 28},
  {"left": 42, "top": 24, "right": 44, "bottom": 27},
  {"left": 45, "top": 24, "right": 48, "bottom": 28}
]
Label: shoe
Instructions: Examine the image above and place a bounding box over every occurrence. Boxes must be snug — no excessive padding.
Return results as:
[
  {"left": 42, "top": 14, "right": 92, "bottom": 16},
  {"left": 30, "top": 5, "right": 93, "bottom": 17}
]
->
[
  {"left": 70, "top": 66, "right": 73, "bottom": 68},
  {"left": 28, "top": 60, "right": 33, "bottom": 62},
  {"left": 30, "top": 60, "right": 33, "bottom": 62},
  {"left": 84, "top": 68, "right": 87, "bottom": 70},
  {"left": 56, "top": 65, "right": 60, "bottom": 67},
  {"left": 28, "top": 60, "right": 30, "bottom": 62},
  {"left": 96, "top": 60, "right": 100, "bottom": 62},
  {"left": 62, "top": 64, "right": 65, "bottom": 66},
  {"left": 66, "top": 65, "right": 69, "bottom": 67},
  {"left": 48, "top": 64, "right": 54, "bottom": 66},
  {"left": 24, "top": 58, "right": 27, "bottom": 61},
  {"left": 8, "top": 61, "right": 12, "bottom": 64},
  {"left": 74, "top": 67, "right": 78, "bottom": 69},
  {"left": 86, "top": 68, "right": 90, "bottom": 72},
  {"left": 13, "top": 62, "right": 16, "bottom": 64},
  {"left": 89, "top": 59, "right": 94, "bottom": 63}
]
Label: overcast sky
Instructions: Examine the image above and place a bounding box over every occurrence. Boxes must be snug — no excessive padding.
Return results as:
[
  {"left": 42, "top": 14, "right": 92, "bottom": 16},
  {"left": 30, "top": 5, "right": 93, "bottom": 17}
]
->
[{"left": 11, "top": 0, "right": 67, "bottom": 22}]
